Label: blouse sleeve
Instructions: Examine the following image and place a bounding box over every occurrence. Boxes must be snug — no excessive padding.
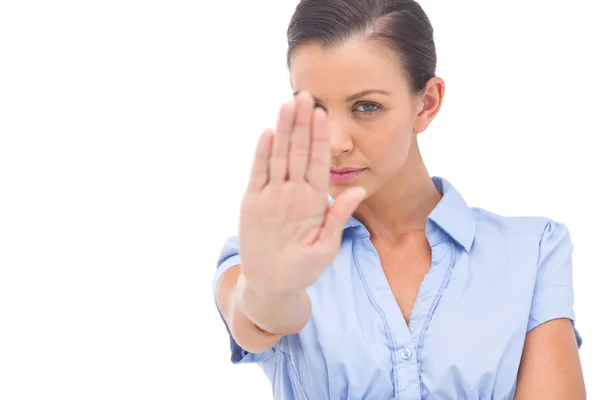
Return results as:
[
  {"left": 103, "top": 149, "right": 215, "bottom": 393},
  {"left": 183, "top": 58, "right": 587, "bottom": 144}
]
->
[{"left": 527, "top": 221, "right": 582, "bottom": 348}]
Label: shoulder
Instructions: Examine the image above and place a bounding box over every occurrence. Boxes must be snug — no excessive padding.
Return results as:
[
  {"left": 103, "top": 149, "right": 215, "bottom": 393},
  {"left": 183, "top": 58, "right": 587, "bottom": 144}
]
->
[
  {"left": 471, "top": 206, "right": 565, "bottom": 242},
  {"left": 468, "top": 207, "right": 574, "bottom": 278}
]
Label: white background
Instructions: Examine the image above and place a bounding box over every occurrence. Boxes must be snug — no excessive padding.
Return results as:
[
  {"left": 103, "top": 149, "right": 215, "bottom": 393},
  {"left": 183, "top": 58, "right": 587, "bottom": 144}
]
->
[{"left": 1, "top": 0, "right": 598, "bottom": 398}]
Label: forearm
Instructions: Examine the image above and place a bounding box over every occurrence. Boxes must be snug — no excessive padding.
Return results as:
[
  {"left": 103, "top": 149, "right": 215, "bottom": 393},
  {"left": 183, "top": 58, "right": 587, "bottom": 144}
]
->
[
  {"left": 227, "top": 290, "right": 283, "bottom": 354},
  {"left": 236, "top": 273, "right": 312, "bottom": 335},
  {"left": 216, "top": 265, "right": 311, "bottom": 354}
]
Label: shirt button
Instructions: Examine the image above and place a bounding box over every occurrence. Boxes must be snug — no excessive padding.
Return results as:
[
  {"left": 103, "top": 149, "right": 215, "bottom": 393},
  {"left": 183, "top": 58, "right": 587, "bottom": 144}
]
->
[{"left": 401, "top": 348, "right": 412, "bottom": 361}]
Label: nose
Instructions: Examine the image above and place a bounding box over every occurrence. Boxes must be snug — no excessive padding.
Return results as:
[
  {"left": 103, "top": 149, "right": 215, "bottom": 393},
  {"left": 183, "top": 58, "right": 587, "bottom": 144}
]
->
[{"left": 328, "top": 117, "right": 353, "bottom": 157}]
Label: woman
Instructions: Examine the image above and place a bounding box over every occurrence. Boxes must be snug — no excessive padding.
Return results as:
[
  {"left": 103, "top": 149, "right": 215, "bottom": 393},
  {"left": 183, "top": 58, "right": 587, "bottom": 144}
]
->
[{"left": 212, "top": 0, "right": 585, "bottom": 398}]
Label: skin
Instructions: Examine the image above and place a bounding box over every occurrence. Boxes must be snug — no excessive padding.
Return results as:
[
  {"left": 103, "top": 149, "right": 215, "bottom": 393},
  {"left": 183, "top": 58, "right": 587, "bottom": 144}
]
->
[
  {"left": 290, "top": 37, "right": 443, "bottom": 240},
  {"left": 217, "top": 35, "right": 586, "bottom": 396},
  {"left": 290, "top": 38, "right": 444, "bottom": 327}
]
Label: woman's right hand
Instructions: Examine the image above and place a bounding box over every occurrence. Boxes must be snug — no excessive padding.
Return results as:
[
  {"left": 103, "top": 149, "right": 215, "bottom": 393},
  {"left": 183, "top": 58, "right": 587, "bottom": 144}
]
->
[{"left": 238, "top": 91, "right": 367, "bottom": 297}]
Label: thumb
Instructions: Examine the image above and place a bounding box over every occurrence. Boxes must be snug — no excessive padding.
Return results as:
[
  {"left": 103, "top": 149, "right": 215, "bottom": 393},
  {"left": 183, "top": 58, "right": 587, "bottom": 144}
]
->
[{"left": 319, "top": 187, "right": 367, "bottom": 244}]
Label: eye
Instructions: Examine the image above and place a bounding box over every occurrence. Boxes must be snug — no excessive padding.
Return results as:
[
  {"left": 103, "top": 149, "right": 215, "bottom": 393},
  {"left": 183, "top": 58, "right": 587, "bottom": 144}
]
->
[
  {"left": 314, "top": 102, "right": 326, "bottom": 111},
  {"left": 354, "top": 102, "right": 381, "bottom": 113}
]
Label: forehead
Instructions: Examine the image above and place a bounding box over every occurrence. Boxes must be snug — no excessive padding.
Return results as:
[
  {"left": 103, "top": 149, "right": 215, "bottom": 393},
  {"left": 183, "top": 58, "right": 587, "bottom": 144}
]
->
[{"left": 289, "top": 38, "right": 409, "bottom": 94}]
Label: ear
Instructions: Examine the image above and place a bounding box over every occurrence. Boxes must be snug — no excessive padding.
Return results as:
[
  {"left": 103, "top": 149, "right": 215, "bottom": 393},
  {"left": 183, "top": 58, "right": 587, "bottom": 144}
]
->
[{"left": 413, "top": 77, "right": 445, "bottom": 134}]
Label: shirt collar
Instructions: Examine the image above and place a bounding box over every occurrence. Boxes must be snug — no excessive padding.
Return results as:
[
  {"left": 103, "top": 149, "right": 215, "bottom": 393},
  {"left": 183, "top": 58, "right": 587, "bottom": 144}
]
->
[
  {"left": 427, "top": 176, "right": 476, "bottom": 252},
  {"left": 331, "top": 176, "right": 476, "bottom": 251}
]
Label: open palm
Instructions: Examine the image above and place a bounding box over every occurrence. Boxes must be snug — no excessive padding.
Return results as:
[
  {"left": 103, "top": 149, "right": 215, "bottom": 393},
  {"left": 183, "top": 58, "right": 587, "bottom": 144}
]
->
[{"left": 238, "top": 92, "right": 366, "bottom": 295}]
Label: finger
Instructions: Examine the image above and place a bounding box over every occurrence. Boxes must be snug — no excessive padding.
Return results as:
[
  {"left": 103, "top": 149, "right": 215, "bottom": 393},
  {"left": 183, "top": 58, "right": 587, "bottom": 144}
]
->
[
  {"left": 289, "top": 91, "right": 313, "bottom": 182},
  {"left": 319, "top": 187, "right": 367, "bottom": 244},
  {"left": 306, "top": 107, "right": 330, "bottom": 191},
  {"left": 247, "top": 128, "right": 274, "bottom": 192},
  {"left": 269, "top": 100, "right": 296, "bottom": 185}
]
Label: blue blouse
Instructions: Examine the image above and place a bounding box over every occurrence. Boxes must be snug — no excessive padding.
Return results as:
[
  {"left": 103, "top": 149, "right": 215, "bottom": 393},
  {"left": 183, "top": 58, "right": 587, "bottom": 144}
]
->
[{"left": 212, "top": 176, "right": 582, "bottom": 399}]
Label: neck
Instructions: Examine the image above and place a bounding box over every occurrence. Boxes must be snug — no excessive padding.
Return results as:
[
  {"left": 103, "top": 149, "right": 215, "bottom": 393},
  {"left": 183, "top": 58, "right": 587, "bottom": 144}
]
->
[{"left": 353, "top": 140, "right": 441, "bottom": 244}]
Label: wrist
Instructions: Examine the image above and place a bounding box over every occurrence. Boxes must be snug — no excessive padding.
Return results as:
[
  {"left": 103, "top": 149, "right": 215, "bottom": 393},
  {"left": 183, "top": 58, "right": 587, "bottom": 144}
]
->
[
  {"left": 240, "top": 275, "right": 302, "bottom": 303},
  {"left": 236, "top": 273, "right": 311, "bottom": 334}
]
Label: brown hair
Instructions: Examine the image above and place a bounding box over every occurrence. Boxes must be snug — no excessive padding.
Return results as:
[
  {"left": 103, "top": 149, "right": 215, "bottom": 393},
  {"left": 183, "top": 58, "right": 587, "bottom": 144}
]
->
[{"left": 287, "top": 0, "right": 437, "bottom": 95}]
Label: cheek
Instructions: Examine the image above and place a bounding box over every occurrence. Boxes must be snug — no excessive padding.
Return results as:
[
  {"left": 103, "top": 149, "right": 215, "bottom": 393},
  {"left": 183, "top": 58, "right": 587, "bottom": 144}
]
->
[{"left": 359, "top": 116, "right": 413, "bottom": 163}]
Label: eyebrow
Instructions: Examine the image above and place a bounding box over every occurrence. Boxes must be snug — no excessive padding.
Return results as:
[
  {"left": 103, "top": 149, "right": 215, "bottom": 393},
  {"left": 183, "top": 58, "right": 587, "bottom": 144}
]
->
[{"left": 293, "top": 89, "right": 391, "bottom": 103}]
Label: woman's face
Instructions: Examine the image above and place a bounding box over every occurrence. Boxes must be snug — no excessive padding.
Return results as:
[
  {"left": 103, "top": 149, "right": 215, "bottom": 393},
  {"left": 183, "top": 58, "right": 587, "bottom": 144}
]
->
[{"left": 289, "top": 38, "right": 438, "bottom": 198}]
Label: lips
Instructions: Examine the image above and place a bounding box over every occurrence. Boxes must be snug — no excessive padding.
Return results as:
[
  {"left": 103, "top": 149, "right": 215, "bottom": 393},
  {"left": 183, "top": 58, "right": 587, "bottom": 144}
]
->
[
  {"left": 329, "top": 168, "right": 366, "bottom": 183},
  {"left": 330, "top": 168, "right": 364, "bottom": 173}
]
